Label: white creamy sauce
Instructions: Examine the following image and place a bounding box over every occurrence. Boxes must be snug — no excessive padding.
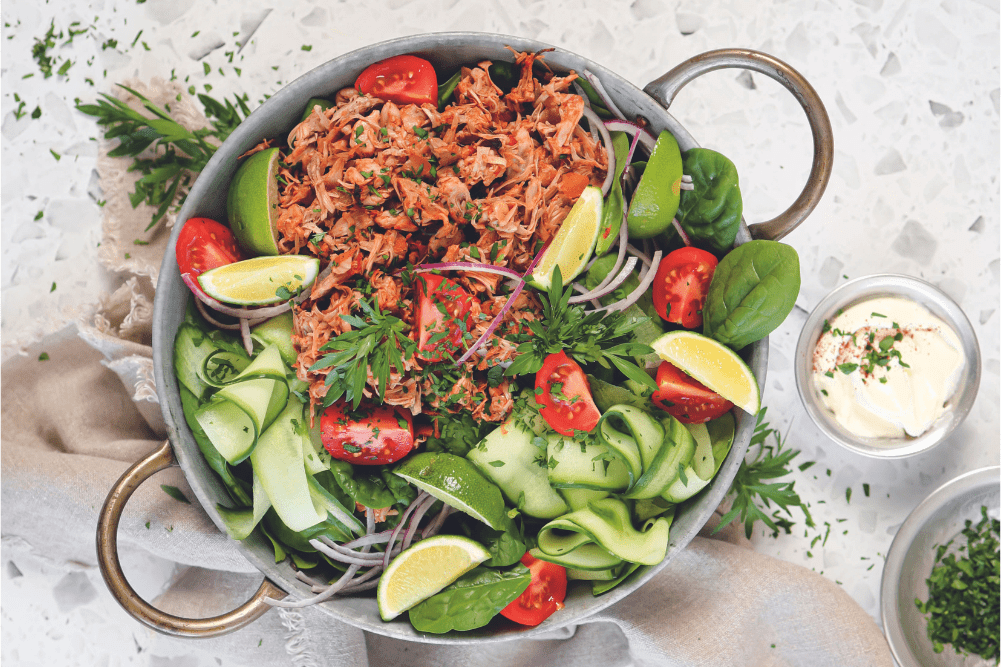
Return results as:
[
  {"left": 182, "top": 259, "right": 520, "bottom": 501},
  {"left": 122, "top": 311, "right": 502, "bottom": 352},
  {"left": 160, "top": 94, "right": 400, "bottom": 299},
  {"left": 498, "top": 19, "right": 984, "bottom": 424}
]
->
[{"left": 812, "top": 296, "right": 964, "bottom": 439}]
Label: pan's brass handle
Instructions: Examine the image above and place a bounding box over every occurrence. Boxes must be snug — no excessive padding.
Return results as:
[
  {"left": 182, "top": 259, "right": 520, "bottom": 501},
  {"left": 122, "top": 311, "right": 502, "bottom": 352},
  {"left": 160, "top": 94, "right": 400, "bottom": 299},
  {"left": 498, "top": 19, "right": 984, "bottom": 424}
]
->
[
  {"left": 644, "top": 48, "right": 834, "bottom": 241},
  {"left": 96, "top": 440, "right": 285, "bottom": 637}
]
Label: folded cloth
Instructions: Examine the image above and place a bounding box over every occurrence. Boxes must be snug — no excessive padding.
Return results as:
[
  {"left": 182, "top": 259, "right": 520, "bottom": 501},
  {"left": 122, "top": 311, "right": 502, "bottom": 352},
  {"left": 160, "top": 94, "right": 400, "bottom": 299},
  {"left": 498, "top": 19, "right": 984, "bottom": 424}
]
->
[{"left": 0, "top": 81, "right": 895, "bottom": 667}]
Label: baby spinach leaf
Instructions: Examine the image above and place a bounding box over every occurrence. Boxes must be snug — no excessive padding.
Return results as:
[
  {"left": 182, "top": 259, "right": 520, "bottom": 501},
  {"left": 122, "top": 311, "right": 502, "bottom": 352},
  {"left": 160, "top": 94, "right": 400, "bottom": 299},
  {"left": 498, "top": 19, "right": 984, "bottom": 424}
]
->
[
  {"left": 408, "top": 563, "right": 531, "bottom": 634},
  {"left": 424, "top": 412, "right": 491, "bottom": 457},
  {"left": 326, "top": 460, "right": 396, "bottom": 510},
  {"left": 457, "top": 513, "right": 527, "bottom": 567},
  {"left": 674, "top": 148, "right": 743, "bottom": 256},
  {"left": 380, "top": 467, "right": 418, "bottom": 507},
  {"left": 702, "top": 240, "right": 800, "bottom": 350}
]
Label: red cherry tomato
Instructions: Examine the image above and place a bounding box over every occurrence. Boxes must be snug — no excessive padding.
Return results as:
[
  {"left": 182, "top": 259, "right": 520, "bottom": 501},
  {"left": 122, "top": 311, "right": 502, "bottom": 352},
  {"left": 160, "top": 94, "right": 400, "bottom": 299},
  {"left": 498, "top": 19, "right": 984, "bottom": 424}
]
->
[
  {"left": 651, "top": 361, "right": 733, "bottom": 424},
  {"left": 499, "top": 553, "right": 567, "bottom": 627},
  {"left": 320, "top": 402, "right": 414, "bottom": 465},
  {"left": 176, "top": 217, "right": 245, "bottom": 299},
  {"left": 535, "top": 351, "right": 601, "bottom": 436},
  {"left": 415, "top": 273, "right": 474, "bottom": 363},
  {"left": 355, "top": 55, "right": 438, "bottom": 107},
  {"left": 651, "top": 247, "right": 718, "bottom": 329}
]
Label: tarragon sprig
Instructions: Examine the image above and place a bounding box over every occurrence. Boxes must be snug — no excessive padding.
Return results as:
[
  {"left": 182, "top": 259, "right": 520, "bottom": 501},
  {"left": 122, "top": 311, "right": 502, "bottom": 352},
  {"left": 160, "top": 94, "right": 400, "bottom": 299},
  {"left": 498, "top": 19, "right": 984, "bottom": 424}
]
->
[
  {"left": 505, "top": 266, "right": 656, "bottom": 390},
  {"left": 75, "top": 85, "right": 250, "bottom": 229},
  {"left": 309, "top": 299, "right": 416, "bottom": 409},
  {"left": 715, "top": 408, "right": 815, "bottom": 539}
]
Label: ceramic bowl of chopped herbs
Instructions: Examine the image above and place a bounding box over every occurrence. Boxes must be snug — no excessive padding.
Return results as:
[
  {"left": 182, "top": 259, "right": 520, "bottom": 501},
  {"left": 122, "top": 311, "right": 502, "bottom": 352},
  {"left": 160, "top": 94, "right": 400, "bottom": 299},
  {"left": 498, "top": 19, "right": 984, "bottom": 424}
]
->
[
  {"left": 881, "top": 466, "right": 1000, "bottom": 666},
  {"left": 794, "top": 274, "right": 981, "bottom": 458}
]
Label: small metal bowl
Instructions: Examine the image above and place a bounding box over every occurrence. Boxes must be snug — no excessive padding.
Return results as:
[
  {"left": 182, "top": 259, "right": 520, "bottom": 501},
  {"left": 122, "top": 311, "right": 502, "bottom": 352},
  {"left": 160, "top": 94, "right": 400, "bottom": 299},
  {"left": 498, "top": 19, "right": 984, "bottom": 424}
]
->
[
  {"left": 794, "top": 274, "right": 981, "bottom": 458},
  {"left": 880, "top": 466, "right": 1000, "bottom": 667}
]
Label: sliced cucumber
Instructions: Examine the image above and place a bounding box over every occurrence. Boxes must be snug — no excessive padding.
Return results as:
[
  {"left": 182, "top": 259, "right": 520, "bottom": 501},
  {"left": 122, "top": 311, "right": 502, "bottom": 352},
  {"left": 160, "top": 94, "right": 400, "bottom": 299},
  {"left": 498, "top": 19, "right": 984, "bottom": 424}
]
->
[
  {"left": 251, "top": 312, "right": 296, "bottom": 367},
  {"left": 559, "top": 498, "right": 669, "bottom": 565},
  {"left": 174, "top": 323, "right": 214, "bottom": 400},
  {"left": 528, "top": 544, "right": 622, "bottom": 571},
  {"left": 597, "top": 405, "right": 665, "bottom": 490},
  {"left": 250, "top": 400, "right": 325, "bottom": 533},
  {"left": 661, "top": 436, "right": 714, "bottom": 503},
  {"left": 558, "top": 488, "right": 609, "bottom": 512},
  {"left": 467, "top": 419, "right": 568, "bottom": 519},
  {"left": 547, "top": 434, "right": 630, "bottom": 491},
  {"left": 195, "top": 399, "right": 258, "bottom": 465},
  {"left": 624, "top": 416, "right": 696, "bottom": 500}
]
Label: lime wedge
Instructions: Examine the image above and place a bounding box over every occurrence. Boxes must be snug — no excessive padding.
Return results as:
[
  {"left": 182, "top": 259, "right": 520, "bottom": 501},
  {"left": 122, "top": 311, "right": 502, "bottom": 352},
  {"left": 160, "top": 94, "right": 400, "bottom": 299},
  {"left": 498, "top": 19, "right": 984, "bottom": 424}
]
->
[
  {"left": 626, "top": 130, "right": 683, "bottom": 240},
  {"left": 393, "top": 452, "right": 508, "bottom": 530},
  {"left": 525, "top": 185, "right": 603, "bottom": 290},
  {"left": 197, "top": 256, "right": 320, "bottom": 306},
  {"left": 650, "top": 330, "right": 761, "bottom": 415},
  {"left": 377, "top": 534, "right": 491, "bottom": 620},
  {"left": 227, "top": 146, "right": 282, "bottom": 256}
]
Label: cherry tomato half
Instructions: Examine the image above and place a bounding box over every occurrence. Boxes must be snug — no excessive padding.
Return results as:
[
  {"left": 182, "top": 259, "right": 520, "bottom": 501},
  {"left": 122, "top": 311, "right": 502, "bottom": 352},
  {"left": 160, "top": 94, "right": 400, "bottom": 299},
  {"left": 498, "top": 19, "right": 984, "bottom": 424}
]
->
[
  {"left": 355, "top": 55, "right": 438, "bottom": 107},
  {"left": 320, "top": 402, "right": 414, "bottom": 465},
  {"left": 415, "top": 273, "right": 474, "bottom": 363},
  {"left": 176, "top": 217, "right": 246, "bottom": 300},
  {"left": 651, "top": 246, "right": 718, "bottom": 329},
  {"left": 499, "top": 552, "right": 567, "bottom": 627},
  {"left": 535, "top": 351, "right": 601, "bottom": 436},
  {"left": 651, "top": 361, "right": 733, "bottom": 424}
]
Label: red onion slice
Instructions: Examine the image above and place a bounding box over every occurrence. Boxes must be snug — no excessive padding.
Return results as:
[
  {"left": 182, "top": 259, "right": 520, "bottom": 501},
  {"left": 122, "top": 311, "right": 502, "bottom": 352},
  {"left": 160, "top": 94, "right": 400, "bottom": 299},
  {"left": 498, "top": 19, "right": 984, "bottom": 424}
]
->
[
  {"left": 383, "top": 491, "right": 430, "bottom": 570},
  {"left": 581, "top": 106, "right": 615, "bottom": 196},
  {"left": 568, "top": 256, "right": 638, "bottom": 304},
  {"left": 453, "top": 240, "right": 549, "bottom": 367},
  {"left": 588, "top": 250, "right": 663, "bottom": 314},
  {"left": 181, "top": 273, "right": 304, "bottom": 320},
  {"left": 414, "top": 262, "right": 523, "bottom": 280},
  {"left": 672, "top": 218, "right": 693, "bottom": 246},
  {"left": 603, "top": 120, "right": 657, "bottom": 154},
  {"left": 570, "top": 216, "right": 628, "bottom": 305},
  {"left": 582, "top": 70, "right": 626, "bottom": 120},
  {"left": 402, "top": 494, "right": 438, "bottom": 551}
]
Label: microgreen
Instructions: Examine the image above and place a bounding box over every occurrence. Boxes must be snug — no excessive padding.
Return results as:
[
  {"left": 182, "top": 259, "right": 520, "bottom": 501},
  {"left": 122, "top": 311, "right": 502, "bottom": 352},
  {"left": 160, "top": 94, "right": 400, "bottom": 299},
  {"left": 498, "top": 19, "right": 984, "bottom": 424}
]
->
[
  {"left": 505, "top": 267, "right": 656, "bottom": 391},
  {"left": 309, "top": 299, "right": 416, "bottom": 409}
]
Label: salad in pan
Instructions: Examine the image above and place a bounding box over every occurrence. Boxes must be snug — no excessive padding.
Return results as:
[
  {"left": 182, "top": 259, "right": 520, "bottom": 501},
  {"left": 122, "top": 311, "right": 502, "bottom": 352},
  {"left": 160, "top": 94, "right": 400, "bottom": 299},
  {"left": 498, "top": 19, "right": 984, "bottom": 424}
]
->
[{"left": 173, "top": 49, "right": 801, "bottom": 633}]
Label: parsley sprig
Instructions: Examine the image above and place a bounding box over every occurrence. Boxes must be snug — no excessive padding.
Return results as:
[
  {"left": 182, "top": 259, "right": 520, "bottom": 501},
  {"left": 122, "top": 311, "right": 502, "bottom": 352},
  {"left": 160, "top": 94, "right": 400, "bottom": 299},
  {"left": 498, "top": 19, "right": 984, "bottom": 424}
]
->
[
  {"left": 505, "top": 267, "right": 656, "bottom": 390},
  {"left": 309, "top": 299, "right": 416, "bottom": 409},
  {"left": 715, "top": 409, "right": 815, "bottom": 539},
  {"left": 76, "top": 85, "right": 250, "bottom": 229}
]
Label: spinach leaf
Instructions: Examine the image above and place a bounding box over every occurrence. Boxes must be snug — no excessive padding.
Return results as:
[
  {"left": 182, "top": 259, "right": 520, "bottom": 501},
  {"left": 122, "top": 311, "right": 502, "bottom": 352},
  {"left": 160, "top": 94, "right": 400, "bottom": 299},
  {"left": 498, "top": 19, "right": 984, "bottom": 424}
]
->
[
  {"left": 587, "top": 374, "right": 656, "bottom": 414},
  {"left": 674, "top": 148, "right": 743, "bottom": 256},
  {"left": 408, "top": 563, "right": 531, "bottom": 634},
  {"left": 424, "top": 411, "right": 492, "bottom": 457},
  {"left": 380, "top": 468, "right": 418, "bottom": 507},
  {"left": 179, "top": 385, "right": 251, "bottom": 506},
  {"left": 702, "top": 240, "right": 800, "bottom": 350},
  {"left": 437, "top": 71, "right": 462, "bottom": 108},
  {"left": 326, "top": 460, "right": 397, "bottom": 510},
  {"left": 457, "top": 513, "right": 527, "bottom": 567}
]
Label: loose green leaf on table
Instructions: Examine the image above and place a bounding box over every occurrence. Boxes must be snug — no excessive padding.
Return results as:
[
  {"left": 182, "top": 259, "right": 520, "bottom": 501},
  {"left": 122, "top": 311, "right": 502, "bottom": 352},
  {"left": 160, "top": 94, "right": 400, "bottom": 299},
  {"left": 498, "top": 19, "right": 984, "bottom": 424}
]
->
[{"left": 715, "top": 408, "right": 814, "bottom": 539}]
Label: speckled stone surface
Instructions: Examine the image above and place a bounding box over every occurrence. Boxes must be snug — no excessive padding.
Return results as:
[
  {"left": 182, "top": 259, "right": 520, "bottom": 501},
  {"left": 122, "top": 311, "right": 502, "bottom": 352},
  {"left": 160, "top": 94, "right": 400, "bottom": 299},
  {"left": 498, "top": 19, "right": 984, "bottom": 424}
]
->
[{"left": 2, "top": 0, "right": 998, "bottom": 664}]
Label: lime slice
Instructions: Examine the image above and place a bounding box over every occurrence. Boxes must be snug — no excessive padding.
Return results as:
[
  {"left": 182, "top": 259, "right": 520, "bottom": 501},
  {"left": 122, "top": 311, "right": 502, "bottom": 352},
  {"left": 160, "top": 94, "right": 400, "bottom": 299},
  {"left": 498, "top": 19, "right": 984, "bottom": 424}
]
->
[
  {"left": 377, "top": 534, "right": 491, "bottom": 620},
  {"left": 626, "top": 130, "right": 683, "bottom": 240},
  {"left": 525, "top": 185, "right": 603, "bottom": 290},
  {"left": 393, "top": 452, "right": 508, "bottom": 530},
  {"left": 197, "top": 256, "right": 320, "bottom": 306},
  {"left": 227, "top": 146, "right": 282, "bottom": 256},
  {"left": 650, "top": 330, "right": 761, "bottom": 415}
]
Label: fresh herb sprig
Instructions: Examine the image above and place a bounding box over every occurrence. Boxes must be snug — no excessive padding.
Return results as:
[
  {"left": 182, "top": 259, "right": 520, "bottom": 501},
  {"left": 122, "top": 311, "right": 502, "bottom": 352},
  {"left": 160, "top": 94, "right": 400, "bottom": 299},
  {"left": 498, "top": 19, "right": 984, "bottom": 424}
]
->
[
  {"left": 309, "top": 299, "right": 416, "bottom": 409},
  {"left": 76, "top": 85, "right": 250, "bottom": 229},
  {"left": 715, "top": 409, "right": 815, "bottom": 539},
  {"left": 505, "top": 267, "right": 656, "bottom": 390},
  {"left": 916, "top": 505, "right": 1000, "bottom": 662}
]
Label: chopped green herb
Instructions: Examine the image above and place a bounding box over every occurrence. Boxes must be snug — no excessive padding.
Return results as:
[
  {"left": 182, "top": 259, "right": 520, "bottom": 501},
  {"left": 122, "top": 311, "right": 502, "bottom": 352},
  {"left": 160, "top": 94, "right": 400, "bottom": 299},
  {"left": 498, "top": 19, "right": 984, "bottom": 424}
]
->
[
  {"left": 38, "top": 352, "right": 50, "bottom": 361},
  {"left": 160, "top": 485, "right": 190, "bottom": 504}
]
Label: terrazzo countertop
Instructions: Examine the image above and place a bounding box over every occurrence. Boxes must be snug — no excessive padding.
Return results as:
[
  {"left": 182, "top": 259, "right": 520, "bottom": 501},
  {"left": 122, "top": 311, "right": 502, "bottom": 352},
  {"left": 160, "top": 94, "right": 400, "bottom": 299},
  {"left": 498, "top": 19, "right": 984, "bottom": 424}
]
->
[{"left": 2, "top": 0, "right": 998, "bottom": 665}]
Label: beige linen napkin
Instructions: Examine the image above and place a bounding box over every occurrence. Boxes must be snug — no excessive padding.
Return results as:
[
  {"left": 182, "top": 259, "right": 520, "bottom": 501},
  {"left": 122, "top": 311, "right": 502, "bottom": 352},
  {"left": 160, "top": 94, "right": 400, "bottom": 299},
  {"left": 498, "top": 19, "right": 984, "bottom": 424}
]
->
[{"left": 0, "top": 82, "right": 894, "bottom": 667}]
